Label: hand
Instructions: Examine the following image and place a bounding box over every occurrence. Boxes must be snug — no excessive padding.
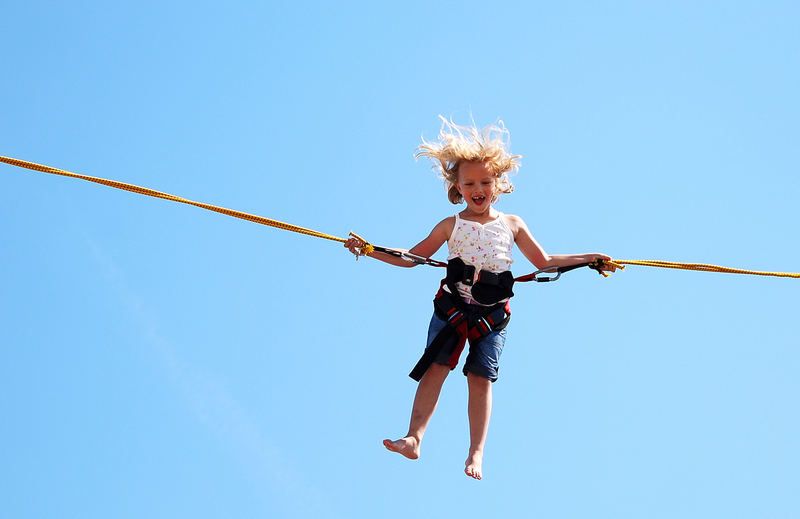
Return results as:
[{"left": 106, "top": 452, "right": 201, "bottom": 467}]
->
[
  {"left": 344, "top": 236, "right": 368, "bottom": 257},
  {"left": 594, "top": 254, "right": 617, "bottom": 272}
]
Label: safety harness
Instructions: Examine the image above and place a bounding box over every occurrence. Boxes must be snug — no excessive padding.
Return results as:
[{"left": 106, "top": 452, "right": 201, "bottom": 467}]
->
[{"left": 409, "top": 258, "right": 513, "bottom": 381}]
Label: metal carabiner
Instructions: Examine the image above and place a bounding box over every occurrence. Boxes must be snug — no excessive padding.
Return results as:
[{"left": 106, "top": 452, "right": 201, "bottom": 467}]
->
[{"left": 528, "top": 267, "right": 563, "bottom": 283}]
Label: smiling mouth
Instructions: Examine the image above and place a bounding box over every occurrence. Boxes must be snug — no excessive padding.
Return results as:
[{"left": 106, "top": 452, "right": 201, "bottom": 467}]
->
[{"left": 472, "top": 195, "right": 486, "bottom": 205}]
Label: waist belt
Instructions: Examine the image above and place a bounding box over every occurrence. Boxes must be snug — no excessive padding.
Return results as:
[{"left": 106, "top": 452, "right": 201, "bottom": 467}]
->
[
  {"left": 409, "top": 288, "right": 511, "bottom": 381},
  {"left": 446, "top": 257, "right": 514, "bottom": 305}
]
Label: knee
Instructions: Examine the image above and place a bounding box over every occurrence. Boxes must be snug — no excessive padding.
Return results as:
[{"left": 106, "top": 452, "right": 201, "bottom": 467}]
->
[
  {"left": 422, "top": 362, "right": 451, "bottom": 381},
  {"left": 466, "top": 372, "right": 492, "bottom": 388},
  {"left": 431, "top": 362, "right": 451, "bottom": 372}
]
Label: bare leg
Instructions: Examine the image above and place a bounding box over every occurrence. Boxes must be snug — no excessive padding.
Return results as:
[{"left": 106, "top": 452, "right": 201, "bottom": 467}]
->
[
  {"left": 383, "top": 362, "right": 451, "bottom": 459},
  {"left": 464, "top": 373, "right": 492, "bottom": 480}
]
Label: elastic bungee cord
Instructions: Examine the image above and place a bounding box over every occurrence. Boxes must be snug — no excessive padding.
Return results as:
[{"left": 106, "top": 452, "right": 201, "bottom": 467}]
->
[{"left": 2, "top": 155, "right": 798, "bottom": 282}]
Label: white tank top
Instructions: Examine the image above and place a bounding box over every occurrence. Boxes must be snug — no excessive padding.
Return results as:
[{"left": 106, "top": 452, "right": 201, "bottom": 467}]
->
[{"left": 447, "top": 212, "right": 515, "bottom": 302}]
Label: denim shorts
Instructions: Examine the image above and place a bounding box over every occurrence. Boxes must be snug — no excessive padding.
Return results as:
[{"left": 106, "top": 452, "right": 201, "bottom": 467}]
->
[{"left": 425, "top": 311, "right": 507, "bottom": 382}]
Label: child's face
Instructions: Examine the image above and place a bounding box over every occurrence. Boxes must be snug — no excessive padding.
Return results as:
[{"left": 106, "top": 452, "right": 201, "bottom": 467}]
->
[{"left": 456, "top": 161, "right": 497, "bottom": 214}]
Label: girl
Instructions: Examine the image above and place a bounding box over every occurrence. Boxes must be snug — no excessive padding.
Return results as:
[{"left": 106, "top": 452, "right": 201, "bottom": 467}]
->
[{"left": 345, "top": 117, "right": 614, "bottom": 480}]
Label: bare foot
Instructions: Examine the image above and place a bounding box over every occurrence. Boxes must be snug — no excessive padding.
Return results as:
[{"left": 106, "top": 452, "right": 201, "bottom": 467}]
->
[
  {"left": 465, "top": 451, "right": 483, "bottom": 480},
  {"left": 382, "top": 437, "right": 420, "bottom": 460}
]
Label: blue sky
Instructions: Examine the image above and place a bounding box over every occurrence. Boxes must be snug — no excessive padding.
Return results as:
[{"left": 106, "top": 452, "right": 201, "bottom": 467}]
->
[{"left": 2, "top": 1, "right": 798, "bottom": 518}]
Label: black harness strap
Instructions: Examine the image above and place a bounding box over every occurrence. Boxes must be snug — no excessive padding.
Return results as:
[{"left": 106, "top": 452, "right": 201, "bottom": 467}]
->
[{"left": 514, "top": 260, "right": 608, "bottom": 283}]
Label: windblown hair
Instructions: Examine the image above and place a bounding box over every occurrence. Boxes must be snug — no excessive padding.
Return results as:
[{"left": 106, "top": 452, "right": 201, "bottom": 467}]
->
[{"left": 415, "top": 116, "right": 521, "bottom": 204}]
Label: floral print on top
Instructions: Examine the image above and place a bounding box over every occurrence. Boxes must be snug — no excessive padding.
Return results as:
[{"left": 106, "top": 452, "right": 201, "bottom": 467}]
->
[{"left": 447, "top": 213, "right": 514, "bottom": 302}]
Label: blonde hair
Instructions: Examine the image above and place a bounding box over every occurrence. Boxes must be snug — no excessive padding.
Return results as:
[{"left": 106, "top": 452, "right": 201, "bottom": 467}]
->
[{"left": 415, "top": 116, "right": 521, "bottom": 204}]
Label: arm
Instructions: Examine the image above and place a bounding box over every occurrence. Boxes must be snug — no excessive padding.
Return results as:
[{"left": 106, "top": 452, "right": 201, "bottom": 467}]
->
[
  {"left": 344, "top": 217, "right": 454, "bottom": 268},
  {"left": 505, "top": 214, "right": 614, "bottom": 271}
]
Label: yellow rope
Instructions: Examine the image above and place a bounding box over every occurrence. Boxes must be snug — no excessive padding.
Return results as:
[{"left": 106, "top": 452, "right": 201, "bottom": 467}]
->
[
  {"left": 2, "top": 155, "right": 798, "bottom": 279},
  {"left": 611, "top": 260, "right": 800, "bottom": 279},
  {"left": 1, "top": 155, "right": 349, "bottom": 244}
]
